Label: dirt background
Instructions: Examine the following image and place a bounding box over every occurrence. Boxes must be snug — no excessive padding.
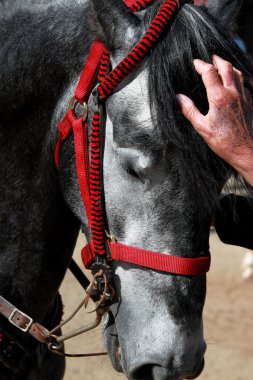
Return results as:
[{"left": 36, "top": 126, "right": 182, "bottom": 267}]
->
[{"left": 60, "top": 231, "right": 253, "bottom": 380}]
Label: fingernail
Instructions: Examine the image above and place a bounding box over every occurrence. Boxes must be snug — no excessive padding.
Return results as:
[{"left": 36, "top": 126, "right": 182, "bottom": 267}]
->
[
  {"left": 193, "top": 58, "right": 201, "bottom": 65},
  {"left": 176, "top": 94, "right": 184, "bottom": 102},
  {"left": 212, "top": 55, "right": 218, "bottom": 68}
]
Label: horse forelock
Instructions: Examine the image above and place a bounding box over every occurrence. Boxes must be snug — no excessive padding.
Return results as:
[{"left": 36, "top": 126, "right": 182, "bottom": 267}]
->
[{"left": 143, "top": 3, "right": 253, "bottom": 208}]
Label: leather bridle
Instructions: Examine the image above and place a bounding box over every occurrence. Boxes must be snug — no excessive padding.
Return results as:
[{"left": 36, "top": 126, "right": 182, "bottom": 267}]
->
[{"left": 0, "top": 0, "right": 211, "bottom": 370}]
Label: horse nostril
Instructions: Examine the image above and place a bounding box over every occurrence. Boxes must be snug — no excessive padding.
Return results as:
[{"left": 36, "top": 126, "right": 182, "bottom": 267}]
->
[
  {"left": 153, "top": 365, "right": 185, "bottom": 380},
  {"left": 131, "top": 360, "right": 205, "bottom": 380},
  {"left": 132, "top": 364, "right": 154, "bottom": 380},
  {"left": 132, "top": 364, "right": 181, "bottom": 380},
  {"left": 153, "top": 365, "right": 174, "bottom": 380}
]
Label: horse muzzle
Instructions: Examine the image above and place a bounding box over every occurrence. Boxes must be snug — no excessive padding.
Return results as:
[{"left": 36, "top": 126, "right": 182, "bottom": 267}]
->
[{"left": 104, "top": 314, "right": 206, "bottom": 380}]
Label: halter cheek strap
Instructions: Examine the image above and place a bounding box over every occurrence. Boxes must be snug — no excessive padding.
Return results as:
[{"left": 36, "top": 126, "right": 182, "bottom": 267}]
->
[{"left": 55, "top": 0, "right": 210, "bottom": 277}]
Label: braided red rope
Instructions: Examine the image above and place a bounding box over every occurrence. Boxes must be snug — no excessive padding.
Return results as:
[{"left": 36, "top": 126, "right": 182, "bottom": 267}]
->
[
  {"left": 89, "top": 112, "right": 107, "bottom": 256},
  {"left": 87, "top": 0, "right": 179, "bottom": 258},
  {"left": 78, "top": 0, "right": 178, "bottom": 259},
  {"left": 55, "top": 0, "right": 211, "bottom": 275},
  {"left": 98, "top": 0, "right": 178, "bottom": 100},
  {"left": 124, "top": 0, "right": 157, "bottom": 12}
]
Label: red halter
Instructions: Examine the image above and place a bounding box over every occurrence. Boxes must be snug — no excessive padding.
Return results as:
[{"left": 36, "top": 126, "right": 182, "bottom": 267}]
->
[{"left": 55, "top": 0, "right": 211, "bottom": 276}]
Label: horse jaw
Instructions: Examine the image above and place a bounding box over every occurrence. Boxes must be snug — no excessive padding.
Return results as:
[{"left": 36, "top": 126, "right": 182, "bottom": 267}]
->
[
  {"left": 103, "top": 264, "right": 206, "bottom": 380},
  {"left": 100, "top": 59, "right": 208, "bottom": 379}
]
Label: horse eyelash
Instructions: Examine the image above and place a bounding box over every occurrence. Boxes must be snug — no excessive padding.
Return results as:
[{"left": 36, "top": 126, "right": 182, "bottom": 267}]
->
[{"left": 123, "top": 165, "right": 140, "bottom": 179}]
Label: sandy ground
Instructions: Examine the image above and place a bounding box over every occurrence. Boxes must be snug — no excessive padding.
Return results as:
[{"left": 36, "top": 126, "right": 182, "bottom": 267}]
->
[{"left": 60, "top": 231, "right": 253, "bottom": 380}]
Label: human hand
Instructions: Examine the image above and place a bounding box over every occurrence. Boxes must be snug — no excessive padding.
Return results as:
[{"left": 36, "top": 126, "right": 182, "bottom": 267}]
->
[
  {"left": 193, "top": 0, "right": 207, "bottom": 5},
  {"left": 177, "top": 55, "right": 253, "bottom": 186},
  {"left": 178, "top": 1, "right": 207, "bottom": 5}
]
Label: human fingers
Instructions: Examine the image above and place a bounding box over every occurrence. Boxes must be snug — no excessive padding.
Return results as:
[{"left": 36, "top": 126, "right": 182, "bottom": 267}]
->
[
  {"left": 212, "top": 56, "right": 249, "bottom": 103},
  {"left": 193, "top": 59, "right": 222, "bottom": 102},
  {"left": 233, "top": 68, "right": 244, "bottom": 87},
  {"left": 177, "top": 1, "right": 207, "bottom": 8},
  {"left": 233, "top": 67, "right": 249, "bottom": 100},
  {"left": 212, "top": 56, "right": 248, "bottom": 99},
  {"left": 212, "top": 58, "right": 252, "bottom": 110},
  {"left": 232, "top": 67, "right": 253, "bottom": 108},
  {"left": 193, "top": 0, "right": 207, "bottom": 5},
  {"left": 244, "top": 87, "right": 253, "bottom": 105},
  {"left": 177, "top": 94, "right": 206, "bottom": 133},
  {"left": 212, "top": 55, "right": 235, "bottom": 88}
]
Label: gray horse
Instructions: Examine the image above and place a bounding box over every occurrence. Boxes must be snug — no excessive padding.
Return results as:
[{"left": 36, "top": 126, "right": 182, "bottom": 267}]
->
[{"left": 0, "top": 0, "right": 252, "bottom": 379}]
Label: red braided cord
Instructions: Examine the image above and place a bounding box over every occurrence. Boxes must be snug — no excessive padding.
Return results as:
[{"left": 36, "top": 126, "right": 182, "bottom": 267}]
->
[
  {"left": 89, "top": 112, "right": 107, "bottom": 256},
  {"left": 98, "top": 50, "right": 110, "bottom": 82},
  {"left": 86, "top": 1, "right": 180, "bottom": 257},
  {"left": 74, "top": 41, "right": 106, "bottom": 103},
  {"left": 56, "top": 0, "right": 180, "bottom": 261},
  {"left": 124, "top": 0, "right": 157, "bottom": 12},
  {"left": 55, "top": 0, "right": 211, "bottom": 276},
  {"left": 79, "top": 0, "right": 180, "bottom": 258},
  {"left": 97, "top": 0, "right": 178, "bottom": 100}
]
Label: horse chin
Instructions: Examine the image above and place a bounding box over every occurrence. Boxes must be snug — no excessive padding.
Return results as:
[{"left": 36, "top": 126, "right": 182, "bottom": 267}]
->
[
  {"left": 185, "top": 358, "right": 205, "bottom": 379},
  {"left": 103, "top": 312, "right": 123, "bottom": 373}
]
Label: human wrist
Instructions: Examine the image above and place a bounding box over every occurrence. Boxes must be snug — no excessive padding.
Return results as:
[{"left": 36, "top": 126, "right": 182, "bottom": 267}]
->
[
  {"left": 238, "top": 167, "right": 253, "bottom": 187},
  {"left": 233, "top": 156, "right": 253, "bottom": 186}
]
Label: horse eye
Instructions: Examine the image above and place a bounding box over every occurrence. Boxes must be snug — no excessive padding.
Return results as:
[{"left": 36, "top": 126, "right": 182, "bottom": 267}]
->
[{"left": 124, "top": 166, "right": 140, "bottom": 179}]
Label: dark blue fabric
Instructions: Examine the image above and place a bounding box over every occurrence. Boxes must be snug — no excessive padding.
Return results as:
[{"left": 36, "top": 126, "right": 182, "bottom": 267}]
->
[{"left": 215, "top": 194, "right": 253, "bottom": 250}]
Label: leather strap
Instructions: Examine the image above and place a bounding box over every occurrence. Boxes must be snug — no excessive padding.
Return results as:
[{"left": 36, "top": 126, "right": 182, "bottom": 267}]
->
[
  {"left": 0, "top": 296, "right": 50, "bottom": 344},
  {"left": 0, "top": 287, "right": 108, "bottom": 360}
]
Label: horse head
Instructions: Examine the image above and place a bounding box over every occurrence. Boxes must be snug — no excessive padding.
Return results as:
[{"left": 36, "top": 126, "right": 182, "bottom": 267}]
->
[{"left": 58, "top": 1, "right": 252, "bottom": 379}]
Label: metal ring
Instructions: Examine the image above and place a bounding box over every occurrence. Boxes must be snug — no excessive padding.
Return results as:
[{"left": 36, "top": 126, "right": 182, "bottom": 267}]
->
[
  {"left": 69, "top": 96, "right": 88, "bottom": 122},
  {"left": 48, "top": 336, "right": 63, "bottom": 352}
]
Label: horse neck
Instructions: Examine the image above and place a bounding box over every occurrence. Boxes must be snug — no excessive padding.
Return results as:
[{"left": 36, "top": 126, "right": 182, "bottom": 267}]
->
[{"left": 0, "top": 1, "right": 92, "bottom": 321}]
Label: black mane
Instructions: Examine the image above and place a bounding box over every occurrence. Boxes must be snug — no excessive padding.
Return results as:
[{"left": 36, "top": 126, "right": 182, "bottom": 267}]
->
[{"left": 146, "top": 3, "right": 253, "bottom": 209}]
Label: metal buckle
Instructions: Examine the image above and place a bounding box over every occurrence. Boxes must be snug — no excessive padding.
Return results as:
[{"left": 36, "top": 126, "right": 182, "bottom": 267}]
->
[
  {"left": 105, "top": 230, "right": 116, "bottom": 243},
  {"left": 105, "top": 231, "right": 116, "bottom": 261},
  {"left": 8, "top": 309, "right": 33, "bottom": 333},
  {"left": 69, "top": 96, "right": 88, "bottom": 121}
]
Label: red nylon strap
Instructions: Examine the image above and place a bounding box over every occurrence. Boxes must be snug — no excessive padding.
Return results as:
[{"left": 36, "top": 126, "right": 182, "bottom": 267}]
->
[
  {"left": 74, "top": 40, "right": 106, "bottom": 103},
  {"left": 56, "top": 0, "right": 211, "bottom": 276},
  {"left": 55, "top": 40, "right": 106, "bottom": 169},
  {"left": 54, "top": 112, "right": 73, "bottom": 169},
  {"left": 55, "top": 41, "right": 109, "bottom": 258},
  {"left": 82, "top": 243, "right": 95, "bottom": 269},
  {"left": 72, "top": 115, "right": 93, "bottom": 231},
  {"left": 82, "top": 241, "right": 211, "bottom": 275},
  {"left": 70, "top": 111, "right": 107, "bottom": 257},
  {"left": 109, "top": 242, "right": 211, "bottom": 275}
]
